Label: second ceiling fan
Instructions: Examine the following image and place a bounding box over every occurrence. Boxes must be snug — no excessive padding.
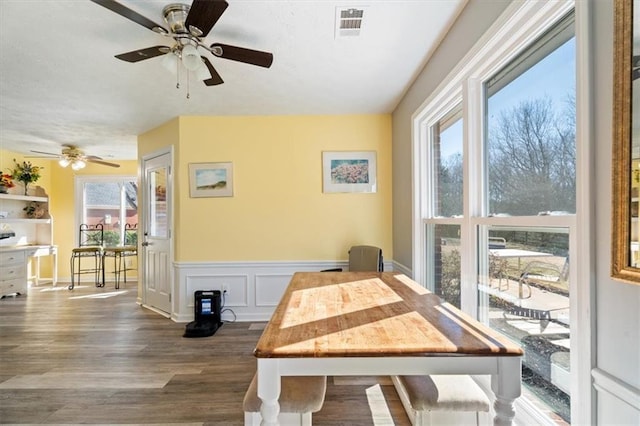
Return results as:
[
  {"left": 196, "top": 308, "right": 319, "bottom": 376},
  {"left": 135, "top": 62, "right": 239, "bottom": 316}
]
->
[
  {"left": 90, "top": 0, "right": 274, "bottom": 86},
  {"left": 30, "top": 145, "right": 120, "bottom": 170}
]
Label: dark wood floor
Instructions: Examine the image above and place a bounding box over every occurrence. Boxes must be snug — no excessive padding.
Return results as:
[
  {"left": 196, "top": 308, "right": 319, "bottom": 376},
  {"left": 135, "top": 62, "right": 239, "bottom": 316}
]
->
[{"left": 0, "top": 283, "right": 410, "bottom": 425}]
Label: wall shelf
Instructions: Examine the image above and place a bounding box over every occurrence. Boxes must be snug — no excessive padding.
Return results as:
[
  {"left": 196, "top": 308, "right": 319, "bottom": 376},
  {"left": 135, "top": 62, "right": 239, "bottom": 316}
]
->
[
  {"left": 0, "top": 187, "right": 52, "bottom": 247},
  {"left": 0, "top": 194, "right": 48, "bottom": 203},
  {"left": 0, "top": 218, "right": 51, "bottom": 224}
]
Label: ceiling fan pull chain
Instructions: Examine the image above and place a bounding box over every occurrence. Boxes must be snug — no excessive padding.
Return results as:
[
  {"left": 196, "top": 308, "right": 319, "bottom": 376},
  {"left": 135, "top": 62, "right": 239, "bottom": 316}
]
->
[
  {"left": 176, "top": 57, "right": 181, "bottom": 90},
  {"left": 176, "top": 53, "right": 180, "bottom": 89},
  {"left": 186, "top": 71, "right": 191, "bottom": 99}
]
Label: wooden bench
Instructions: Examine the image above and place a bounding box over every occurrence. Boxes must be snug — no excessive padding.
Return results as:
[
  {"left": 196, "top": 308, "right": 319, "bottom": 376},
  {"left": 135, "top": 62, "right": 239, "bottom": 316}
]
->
[
  {"left": 243, "top": 374, "right": 327, "bottom": 426},
  {"left": 391, "top": 375, "right": 491, "bottom": 426}
]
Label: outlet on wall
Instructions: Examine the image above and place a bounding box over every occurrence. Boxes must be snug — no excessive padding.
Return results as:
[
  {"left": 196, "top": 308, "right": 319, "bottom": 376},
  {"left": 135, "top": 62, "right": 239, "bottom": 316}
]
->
[{"left": 222, "top": 283, "right": 229, "bottom": 295}]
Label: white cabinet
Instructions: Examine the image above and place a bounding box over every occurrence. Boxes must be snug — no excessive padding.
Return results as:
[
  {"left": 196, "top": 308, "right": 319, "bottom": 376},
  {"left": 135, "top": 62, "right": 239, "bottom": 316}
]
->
[{"left": 0, "top": 249, "right": 27, "bottom": 296}]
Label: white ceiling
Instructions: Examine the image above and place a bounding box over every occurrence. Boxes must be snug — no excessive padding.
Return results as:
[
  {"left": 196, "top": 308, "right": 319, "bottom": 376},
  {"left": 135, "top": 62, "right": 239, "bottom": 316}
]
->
[{"left": 0, "top": 0, "right": 465, "bottom": 161}]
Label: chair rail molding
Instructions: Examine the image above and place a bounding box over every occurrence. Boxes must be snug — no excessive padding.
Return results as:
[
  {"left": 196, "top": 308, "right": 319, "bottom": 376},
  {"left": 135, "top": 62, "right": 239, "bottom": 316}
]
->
[{"left": 592, "top": 368, "right": 640, "bottom": 411}]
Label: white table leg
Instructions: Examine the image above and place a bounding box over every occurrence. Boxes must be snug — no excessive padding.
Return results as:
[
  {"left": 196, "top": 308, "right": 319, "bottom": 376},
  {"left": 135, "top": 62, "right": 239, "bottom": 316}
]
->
[
  {"left": 34, "top": 256, "right": 41, "bottom": 286},
  {"left": 52, "top": 249, "right": 58, "bottom": 286},
  {"left": 257, "top": 358, "right": 281, "bottom": 426},
  {"left": 491, "top": 356, "right": 522, "bottom": 426}
]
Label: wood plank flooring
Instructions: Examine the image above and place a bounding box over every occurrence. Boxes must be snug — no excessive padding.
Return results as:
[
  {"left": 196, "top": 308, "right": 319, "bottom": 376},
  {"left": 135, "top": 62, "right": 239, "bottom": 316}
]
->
[{"left": 0, "top": 283, "right": 410, "bottom": 425}]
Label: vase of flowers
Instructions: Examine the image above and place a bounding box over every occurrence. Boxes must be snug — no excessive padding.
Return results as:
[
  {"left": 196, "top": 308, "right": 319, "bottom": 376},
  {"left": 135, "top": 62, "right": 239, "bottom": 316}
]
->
[
  {"left": 11, "top": 159, "right": 42, "bottom": 195},
  {"left": 0, "top": 172, "right": 15, "bottom": 194}
]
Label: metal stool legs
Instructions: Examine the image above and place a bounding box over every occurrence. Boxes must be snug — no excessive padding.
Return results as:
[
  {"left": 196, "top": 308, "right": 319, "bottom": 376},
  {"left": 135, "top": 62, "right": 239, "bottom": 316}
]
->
[
  {"left": 102, "top": 246, "right": 136, "bottom": 290},
  {"left": 69, "top": 247, "right": 103, "bottom": 290}
]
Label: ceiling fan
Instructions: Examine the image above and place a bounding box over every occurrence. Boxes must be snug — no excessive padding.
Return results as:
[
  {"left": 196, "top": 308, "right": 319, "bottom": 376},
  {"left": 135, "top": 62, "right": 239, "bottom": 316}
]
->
[
  {"left": 30, "top": 146, "right": 120, "bottom": 170},
  {"left": 90, "top": 0, "right": 274, "bottom": 87}
]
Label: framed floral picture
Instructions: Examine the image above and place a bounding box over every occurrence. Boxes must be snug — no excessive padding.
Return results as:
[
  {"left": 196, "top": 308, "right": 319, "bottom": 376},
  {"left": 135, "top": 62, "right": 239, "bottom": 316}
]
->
[
  {"left": 322, "top": 151, "right": 377, "bottom": 193},
  {"left": 189, "top": 162, "right": 233, "bottom": 198}
]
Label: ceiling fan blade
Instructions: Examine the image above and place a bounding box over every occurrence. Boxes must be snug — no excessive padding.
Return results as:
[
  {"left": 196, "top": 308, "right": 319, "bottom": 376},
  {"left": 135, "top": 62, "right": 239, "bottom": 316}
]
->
[
  {"left": 29, "top": 150, "right": 60, "bottom": 157},
  {"left": 201, "top": 56, "right": 224, "bottom": 86},
  {"left": 115, "top": 46, "right": 170, "bottom": 63},
  {"left": 90, "top": 0, "right": 166, "bottom": 33},
  {"left": 210, "top": 43, "right": 273, "bottom": 68},
  {"left": 86, "top": 157, "right": 121, "bottom": 168},
  {"left": 185, "top": 0, "right": 228, "bottom": 37}
]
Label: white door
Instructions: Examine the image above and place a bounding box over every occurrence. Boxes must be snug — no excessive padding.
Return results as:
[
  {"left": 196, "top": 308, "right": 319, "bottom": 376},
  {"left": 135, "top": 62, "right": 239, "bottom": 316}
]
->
[{"left": 141, "top": 151, "right": 172, "bottom": 314}]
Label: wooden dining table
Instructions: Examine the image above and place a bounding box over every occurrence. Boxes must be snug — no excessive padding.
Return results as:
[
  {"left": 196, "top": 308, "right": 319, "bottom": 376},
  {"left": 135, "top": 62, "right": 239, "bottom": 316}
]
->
[{"left": 254, "top": 272, "right": 523, "bottom": 425}]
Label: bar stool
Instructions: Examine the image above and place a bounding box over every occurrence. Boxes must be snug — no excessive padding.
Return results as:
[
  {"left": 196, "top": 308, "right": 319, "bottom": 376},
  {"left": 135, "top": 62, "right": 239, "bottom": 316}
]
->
[
  {"left": 69, "top": 224, "right": 104, "bottom": 290},
  {"left": 102, "top": 224, "right": 137, "bottom": 289}
]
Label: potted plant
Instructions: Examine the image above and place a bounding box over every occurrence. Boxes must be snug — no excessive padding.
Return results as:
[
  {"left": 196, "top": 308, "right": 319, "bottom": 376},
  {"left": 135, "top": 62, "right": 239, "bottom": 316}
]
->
[
  {"left": 0, "top": 172, "right": 15, "bottom": 194},
  {"left": 11, "top": 159, "right": 43, "bottom": 195}
]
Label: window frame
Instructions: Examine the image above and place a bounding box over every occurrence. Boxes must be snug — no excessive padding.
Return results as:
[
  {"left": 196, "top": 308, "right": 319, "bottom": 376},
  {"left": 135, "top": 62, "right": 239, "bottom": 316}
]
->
[
  {"left": 74, "top": 175, "right": 138, "bottom": 246},
  {"left": 411, "top": 1, "right": 593, "bottom": 424}
]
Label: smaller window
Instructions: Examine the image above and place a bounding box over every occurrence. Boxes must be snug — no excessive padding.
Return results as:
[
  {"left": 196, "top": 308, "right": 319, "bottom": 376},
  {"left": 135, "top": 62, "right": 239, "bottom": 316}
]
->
[{"left": 78, "top": 177, "right": 138, "bottom": 246}]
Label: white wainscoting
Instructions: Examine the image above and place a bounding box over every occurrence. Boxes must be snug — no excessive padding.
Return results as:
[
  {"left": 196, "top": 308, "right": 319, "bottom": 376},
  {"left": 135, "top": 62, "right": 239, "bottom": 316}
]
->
[
  {"left": 592, "top": 367, "right": 640, "bottom": 424},
  {"left": 173, "top": 260, "right": 394, "bottom": 323}
]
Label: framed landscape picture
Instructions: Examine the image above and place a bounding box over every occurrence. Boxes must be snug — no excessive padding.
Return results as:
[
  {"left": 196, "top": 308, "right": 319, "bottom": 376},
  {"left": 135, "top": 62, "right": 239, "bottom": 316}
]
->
[
  {"left": 322, "top": 151, "right": 377, "bottom": 193},
  {"left": 189, "top": 162, "right": 233, "bottom": 198}
]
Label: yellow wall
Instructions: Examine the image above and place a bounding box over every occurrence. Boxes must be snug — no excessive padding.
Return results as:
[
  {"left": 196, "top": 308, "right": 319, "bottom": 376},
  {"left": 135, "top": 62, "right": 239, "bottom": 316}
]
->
[
  {"left": 174, "top": 115, "right": 392, "bottom": 261},
  {"left": 138, "top": 118, "right": 179, "bottom": 159},
  {"left": 3, "top": 113, "right": 392, "bottom": 280}
]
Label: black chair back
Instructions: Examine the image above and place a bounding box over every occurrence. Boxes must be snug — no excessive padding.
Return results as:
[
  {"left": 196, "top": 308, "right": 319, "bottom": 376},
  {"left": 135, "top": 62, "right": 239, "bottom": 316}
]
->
[{"left": 78, "top": 224, "right": 104, "bottom": 247}]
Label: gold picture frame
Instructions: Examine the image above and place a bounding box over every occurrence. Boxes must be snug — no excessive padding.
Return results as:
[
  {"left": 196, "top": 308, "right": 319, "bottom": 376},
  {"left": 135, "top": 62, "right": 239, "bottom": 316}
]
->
[{"left": 611, "top": 0, "right": 640, "bottom": 284}]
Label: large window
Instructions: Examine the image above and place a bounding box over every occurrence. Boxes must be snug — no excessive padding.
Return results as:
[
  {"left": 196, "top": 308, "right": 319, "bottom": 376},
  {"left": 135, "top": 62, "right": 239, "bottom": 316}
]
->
[
  {"left": 417, "top": 6, "right": 576, "bottom": 425},
  {"left": 76, "top": 176, "right": 138, "bottom": 246}
]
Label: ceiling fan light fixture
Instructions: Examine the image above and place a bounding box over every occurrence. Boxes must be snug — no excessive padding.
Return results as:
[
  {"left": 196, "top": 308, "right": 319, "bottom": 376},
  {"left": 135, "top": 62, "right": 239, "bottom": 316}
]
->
[
  {"left": 162, "top": 52, "right": 179, "bottom": 74},
  {"left": 58, "top": 158, "right": 70, "bottom": 168},
  {"left": 195, "top": 59, "right": 211, "bottom": 80},
  {"left": 71, "top": 159, "right": 86, "bottom": 171},
  {"left": 182, "top": 44, "right": 201, "bottom": 71}
]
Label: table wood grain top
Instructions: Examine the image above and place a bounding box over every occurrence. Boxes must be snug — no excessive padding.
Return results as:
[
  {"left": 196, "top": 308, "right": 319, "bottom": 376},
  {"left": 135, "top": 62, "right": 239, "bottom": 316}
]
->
[{"left": 254, "top": 272, "right": 523, "bottom": 358}]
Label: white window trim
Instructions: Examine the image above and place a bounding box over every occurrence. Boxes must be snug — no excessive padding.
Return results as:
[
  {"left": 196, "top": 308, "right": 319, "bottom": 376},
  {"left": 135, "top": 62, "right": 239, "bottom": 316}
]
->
[{"left": 411, "top": 0, "right": 594, "bottom": 424}]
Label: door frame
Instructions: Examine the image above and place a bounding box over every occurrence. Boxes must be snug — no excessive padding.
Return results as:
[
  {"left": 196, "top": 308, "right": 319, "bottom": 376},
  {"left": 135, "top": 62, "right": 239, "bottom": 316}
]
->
[{"left": 139, "top": 147, "right": 174, "bottom": 317}]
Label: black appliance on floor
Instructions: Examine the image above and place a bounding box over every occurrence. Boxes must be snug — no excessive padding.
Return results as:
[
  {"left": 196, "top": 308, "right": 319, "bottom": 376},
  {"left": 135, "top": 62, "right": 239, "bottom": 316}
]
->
[{"left": 183, "top": 290, "right": 222, "bottom": 338}]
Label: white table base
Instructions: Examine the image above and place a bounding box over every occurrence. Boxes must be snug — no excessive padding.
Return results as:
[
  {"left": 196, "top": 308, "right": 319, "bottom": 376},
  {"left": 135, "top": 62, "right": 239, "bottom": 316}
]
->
[{"left": 257, "top": 355, "right": 521, "bottom": 426}]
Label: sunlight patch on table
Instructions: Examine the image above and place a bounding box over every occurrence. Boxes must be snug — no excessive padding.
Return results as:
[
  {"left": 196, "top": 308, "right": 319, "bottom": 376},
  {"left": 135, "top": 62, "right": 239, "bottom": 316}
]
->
[
  {"left": 281, "top": 278, "right": 402, "bottom": 328},
  {"left": 275, "top": 311, "right": 457, "bottom": 354}
]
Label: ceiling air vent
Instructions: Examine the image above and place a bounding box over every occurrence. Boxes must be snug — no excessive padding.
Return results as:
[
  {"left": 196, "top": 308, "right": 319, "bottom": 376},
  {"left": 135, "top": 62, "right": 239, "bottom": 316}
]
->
[{"left": 335, "top": 7, "right": 365, "bottom": 38}]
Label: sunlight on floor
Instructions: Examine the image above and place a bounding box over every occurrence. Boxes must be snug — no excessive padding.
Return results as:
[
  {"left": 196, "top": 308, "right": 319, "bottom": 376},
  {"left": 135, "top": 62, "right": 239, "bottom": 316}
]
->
[
  {"left": 68, "top": 290, "right": 129, "bottom": 299},
  {"left": 366, "top": 383, "right": 396, "bottom": 425},
  {"left": 39, "top": 285, "right": 91, "bottom": 292}
]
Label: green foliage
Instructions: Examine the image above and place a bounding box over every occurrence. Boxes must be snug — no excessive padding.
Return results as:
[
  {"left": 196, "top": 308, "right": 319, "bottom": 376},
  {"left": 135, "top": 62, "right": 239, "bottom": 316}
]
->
[
  {"left": 125, "top": 231, "right": 137, "bottom": 245},
  {"left": 440, "top": 249, "right": 461, "bottom": 307},
  {"left": 11, "top": 159, "right": 42, "bottom": 185},
  {"left": 102, "top": 231, "right": 120, "bottom": 247}
]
